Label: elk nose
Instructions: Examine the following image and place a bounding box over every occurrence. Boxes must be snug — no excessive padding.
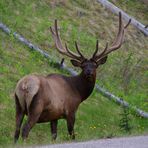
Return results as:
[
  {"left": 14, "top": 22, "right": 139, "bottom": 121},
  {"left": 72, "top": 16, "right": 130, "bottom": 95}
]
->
[{"left": 85, "top": 69, "right": 93, "bottom": 75}]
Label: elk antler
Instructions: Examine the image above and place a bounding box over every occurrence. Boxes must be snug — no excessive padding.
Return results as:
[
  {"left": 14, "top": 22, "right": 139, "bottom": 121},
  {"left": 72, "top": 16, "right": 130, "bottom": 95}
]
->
[
  {"left": 91, "top": 12, "right": 131, "bottom": 63},
  {"left": 50, "top": 20, "right": 86, "bottom": 62}
]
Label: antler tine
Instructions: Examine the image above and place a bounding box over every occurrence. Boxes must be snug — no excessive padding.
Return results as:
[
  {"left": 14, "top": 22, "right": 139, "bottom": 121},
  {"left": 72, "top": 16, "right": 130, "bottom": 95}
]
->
[
  {"left": 124, "top": 18, "right": 131, "bottom": 29},
  {"left": 50, "top": 20, "right": 65, "bottom": 53},
  {"left": 92, "top": 12, "right": 131, "bottom": 62},
  {"left": 92, "top": 40, "right": 108, "bottom": 60},
  {"left": 65, "top": 42, "right": 85, "bottom": 60},
  {"left": 92, "top": 40, "right": 99, "bottom": 59},
  {"left": 96, "top": 43, "right": 108, "bottom": 60},
  {"left": 110, "top": 12, "right": 123, "bottom": 47},
  {"left": 103, "top": 12, "right": 131, "bottom": 55},
  {"left": 64, "top": 43, "right": 79, "bottom": 59},
  {"left": 50, "top": 20, "right": 85, "bottom": 61},
  {"left": 75, "top": 41, "right": 85, "bottom": 59}
]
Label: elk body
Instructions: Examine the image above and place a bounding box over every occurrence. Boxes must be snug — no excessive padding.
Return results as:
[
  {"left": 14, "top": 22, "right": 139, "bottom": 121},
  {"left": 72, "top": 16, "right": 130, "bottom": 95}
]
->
[{"left": 14, "top": 12, "right": 131, "bottom": 143}]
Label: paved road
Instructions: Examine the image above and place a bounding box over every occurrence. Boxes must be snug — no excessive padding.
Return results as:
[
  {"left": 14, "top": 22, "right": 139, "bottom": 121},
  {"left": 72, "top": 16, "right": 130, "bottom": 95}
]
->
[{"left": 35, "top": 136, "right": 148, "bottom": 148}]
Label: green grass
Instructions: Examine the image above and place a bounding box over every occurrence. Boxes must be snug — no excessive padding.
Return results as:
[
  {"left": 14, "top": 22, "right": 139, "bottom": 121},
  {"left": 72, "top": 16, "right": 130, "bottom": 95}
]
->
[{"left": 0, "top": 0, "right": 148, "bottom": 147}]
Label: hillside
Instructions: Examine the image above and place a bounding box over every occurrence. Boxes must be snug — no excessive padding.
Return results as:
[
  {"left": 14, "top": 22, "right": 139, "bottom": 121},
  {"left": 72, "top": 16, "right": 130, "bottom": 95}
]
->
[
  {"left": 0, "top": 0, "right": 148, "bottom": 147},
  {"left": 109, "top": 0, "right": 148, "bottom": 25}
]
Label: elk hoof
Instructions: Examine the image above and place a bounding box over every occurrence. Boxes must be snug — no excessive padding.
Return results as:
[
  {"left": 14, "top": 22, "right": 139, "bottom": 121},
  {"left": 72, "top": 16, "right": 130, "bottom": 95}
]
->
[
  {"left": 70, "top": 133, "right": 75, "bottom": 140},
  {"left": 52, "top": 133, "right": 57, "bottom": 141}
]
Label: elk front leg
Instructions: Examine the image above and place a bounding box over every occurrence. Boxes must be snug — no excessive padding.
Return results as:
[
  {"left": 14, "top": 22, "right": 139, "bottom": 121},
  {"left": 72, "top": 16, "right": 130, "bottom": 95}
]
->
[
  {"left": 66, "top": 114, "right": 75, "bottom": 139},
  {"left": 14, "top": 95, "right": 24, "bottom": 143},
  {"left": 50, "top": 120, "right": 58, "bottom": 140}
]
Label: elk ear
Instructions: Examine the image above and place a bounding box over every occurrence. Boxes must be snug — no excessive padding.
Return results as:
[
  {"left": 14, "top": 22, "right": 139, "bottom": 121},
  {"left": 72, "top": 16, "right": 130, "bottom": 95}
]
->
[
  {"left": 71, "top": 59, "right": 81, "bottom": 67},
  {"left": 97, "top": 56, "right": 108, "bottom": 65}
]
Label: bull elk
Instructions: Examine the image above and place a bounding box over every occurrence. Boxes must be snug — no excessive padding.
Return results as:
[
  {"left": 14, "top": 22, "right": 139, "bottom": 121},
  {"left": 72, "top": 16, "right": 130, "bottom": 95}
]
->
[{"left": 14, "top": 12, "right": 131, "bottom": 143}]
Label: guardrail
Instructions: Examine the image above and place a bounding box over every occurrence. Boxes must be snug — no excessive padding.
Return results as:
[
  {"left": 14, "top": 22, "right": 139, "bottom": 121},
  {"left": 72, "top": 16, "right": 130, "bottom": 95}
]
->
[{"left": 97, "top": 0, "right": 148, "bottom": 36}]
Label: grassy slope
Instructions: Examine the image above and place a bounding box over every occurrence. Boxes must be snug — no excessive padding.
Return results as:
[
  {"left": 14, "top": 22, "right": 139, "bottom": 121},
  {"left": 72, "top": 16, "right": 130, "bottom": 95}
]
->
[
  {"left": 0, "top": 0, "right": 148, "bottom": 147},
  {"left": 109, "top": 0, "right": 148, "bottom": 24}
]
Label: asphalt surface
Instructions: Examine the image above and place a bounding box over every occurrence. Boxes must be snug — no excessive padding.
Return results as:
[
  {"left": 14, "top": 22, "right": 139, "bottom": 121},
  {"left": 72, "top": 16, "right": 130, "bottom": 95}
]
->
[{"left": 34, "top": 135, "right": 148, "bottom": 148}]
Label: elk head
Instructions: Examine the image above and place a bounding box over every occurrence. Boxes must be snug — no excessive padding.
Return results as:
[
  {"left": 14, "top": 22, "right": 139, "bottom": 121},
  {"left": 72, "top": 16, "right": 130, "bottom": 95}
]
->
[{"left": 50, "top": 12, "right": 131, "bottom": 80}]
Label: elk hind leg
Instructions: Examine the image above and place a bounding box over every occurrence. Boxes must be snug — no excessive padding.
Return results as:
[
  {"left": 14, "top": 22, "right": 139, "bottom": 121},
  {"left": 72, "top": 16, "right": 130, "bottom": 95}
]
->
[
  {"left": 14, "top": 94, "right": 25, "bottom": 143},
  {"left": 21, "top": 97, "right": 43, "bottom": 141}
]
